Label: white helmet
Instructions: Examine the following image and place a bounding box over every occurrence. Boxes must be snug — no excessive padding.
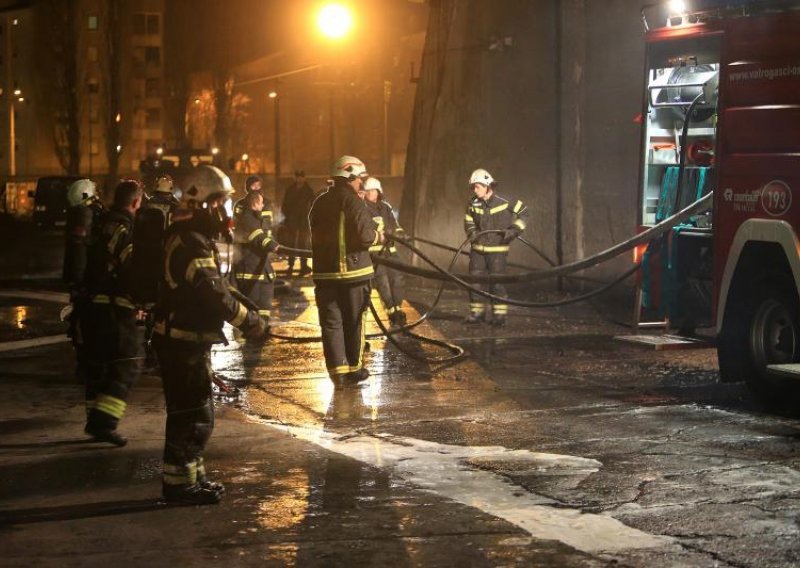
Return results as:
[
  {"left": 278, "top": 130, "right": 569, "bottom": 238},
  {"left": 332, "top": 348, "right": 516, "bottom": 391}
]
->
[
  {"left": 363, "top": 177, "right": 383, "bottom": 193},
  {"left": 469, "top": 168, "right": 494, "bottom": 187},
  {"left": 155, "top": 175, "right": 174, "bottom": 193},
  {"left": 181, "top": 165, "right": 235, "bottom": 208},
  {"left": 331, "top": 155, "right": 368, "bottom": 180},
  {"left": 67, "top": 179, "right": 97, "bottom": 207}
]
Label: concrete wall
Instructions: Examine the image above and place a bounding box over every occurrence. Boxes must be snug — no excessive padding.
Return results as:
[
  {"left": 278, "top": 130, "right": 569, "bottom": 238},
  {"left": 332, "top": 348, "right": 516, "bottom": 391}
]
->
[{"left": 402, "top": 0, "right": 648, "bottom": 286}]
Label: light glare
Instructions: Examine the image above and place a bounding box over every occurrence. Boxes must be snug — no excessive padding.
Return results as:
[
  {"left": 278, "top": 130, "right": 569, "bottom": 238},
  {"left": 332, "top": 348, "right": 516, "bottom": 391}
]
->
[
  {"left": 668, "top": 0, "right": 687, "bottom": 14},
  {"left": 317, "top": 4, "right": 353, "bottom": 39}
]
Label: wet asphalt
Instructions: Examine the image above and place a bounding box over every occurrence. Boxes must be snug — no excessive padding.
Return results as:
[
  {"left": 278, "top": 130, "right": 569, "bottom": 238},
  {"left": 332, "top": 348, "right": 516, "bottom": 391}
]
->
[{"left": 1, "top": 220, "right": 799, "bottom": 567}]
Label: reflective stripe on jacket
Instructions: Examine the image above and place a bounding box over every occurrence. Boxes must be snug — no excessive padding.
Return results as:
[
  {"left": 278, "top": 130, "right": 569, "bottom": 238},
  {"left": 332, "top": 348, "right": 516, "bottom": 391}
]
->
[
  {"left": 154, "top": 216, "right": 261, "bottom": 343},
  {"left": 309, "top": 181, "right": 379, "bottom": 283},
  {"left": 464, "top": 193, "right": 529, "bottom": 252}
]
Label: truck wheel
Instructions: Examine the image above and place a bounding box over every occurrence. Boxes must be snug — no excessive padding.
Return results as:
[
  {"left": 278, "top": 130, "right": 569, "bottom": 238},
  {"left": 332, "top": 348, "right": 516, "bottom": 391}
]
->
[{"left": 720, "top": 284, "right": 800, "bottom": 407}]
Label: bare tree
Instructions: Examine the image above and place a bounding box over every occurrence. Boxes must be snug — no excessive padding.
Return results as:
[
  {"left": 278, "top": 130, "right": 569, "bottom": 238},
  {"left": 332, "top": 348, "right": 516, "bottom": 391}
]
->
[{"left": 34, "top": 0, "right": 81, "bottom": 175}]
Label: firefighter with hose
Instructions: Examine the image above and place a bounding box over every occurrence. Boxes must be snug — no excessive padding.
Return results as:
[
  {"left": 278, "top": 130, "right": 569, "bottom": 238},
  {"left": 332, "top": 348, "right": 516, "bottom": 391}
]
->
[{"left": 464, "top": 168, "right": 529, "bottom": 326}]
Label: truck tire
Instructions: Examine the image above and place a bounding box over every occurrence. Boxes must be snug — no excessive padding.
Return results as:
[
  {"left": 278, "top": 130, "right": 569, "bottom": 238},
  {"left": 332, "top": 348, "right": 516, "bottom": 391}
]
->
[{"left": 719, "top": 283, "right": 800, "bottom": 407}]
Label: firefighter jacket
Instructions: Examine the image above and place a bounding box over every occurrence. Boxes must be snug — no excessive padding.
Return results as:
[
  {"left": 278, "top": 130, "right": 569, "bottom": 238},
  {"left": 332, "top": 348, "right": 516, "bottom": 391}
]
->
[
  {"left": 85, "top": 208, "right": 136, "bottom": 311},
  {"left": 309, "top": 180, "right": 380, "bottom": 283},
  {"left": 234, "top": 195, "right": 274, "bottom": 231},
  {"left": 63, "top": 201, "right": 104, "bottom": 294},
  {"left": 154, "top": 214, "right": 262, "bottom": 343},
  {"left": 281, "top": 181, "right": 316, "bottom": 230},
  {"left": 233, "top": 207, "right": 279, "bottom": 282},
  {"left": 464, "top": 192, "right": 529, "bottom": 253},
  {"left": 366, "top": 199, "right": 403, "bottom": 255}
]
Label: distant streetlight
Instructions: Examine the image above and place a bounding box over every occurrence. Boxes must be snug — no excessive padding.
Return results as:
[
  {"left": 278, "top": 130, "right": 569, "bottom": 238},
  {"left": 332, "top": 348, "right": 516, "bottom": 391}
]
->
[
  {"left": 211, "top": 147, "right": 220, "bottom": 155},
  {"left": 668, "top": 0, "right": 687, "bottom": 14},
  {"left": 156, "top": 147, "right": 164, "bottom": 156},
  {"left": 317, "top": 3, "right": 353, "bottom": 40},
  {"left": 269, "top": 89, "right": 281, "bottom": 180}
]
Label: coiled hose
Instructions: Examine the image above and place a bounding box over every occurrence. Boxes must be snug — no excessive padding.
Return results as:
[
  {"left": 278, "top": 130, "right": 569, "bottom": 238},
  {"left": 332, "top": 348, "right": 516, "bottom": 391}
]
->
[{"left": 240, "top": 190, "right": 711, "bottom": 363}]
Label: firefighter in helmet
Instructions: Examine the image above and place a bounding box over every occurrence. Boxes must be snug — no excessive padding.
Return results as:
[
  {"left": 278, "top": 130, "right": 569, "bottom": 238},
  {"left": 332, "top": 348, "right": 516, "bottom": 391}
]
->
[
  {"left": 363, "top": 176, "right": 407, "bottom": 327},
  {"left": 233, "top": 174, "right": 269, "bottom": 219},
  {"left": 63, "top": 178, "right": 105, "bottom": 385},
  {"left": 82, "top": 180, "right": 144, "bottom": 446},
  {"left": 464, "top": 168, "right": 529, "bottom": 326},
  {"left": 233, "top": 189, "right": 281, "bottom": 323},
  {"left": 309, "top": 155, "right": 383, "bottom": 386},
  {"left": 152, "top": 168, "right": 267, "bottom": 505}
]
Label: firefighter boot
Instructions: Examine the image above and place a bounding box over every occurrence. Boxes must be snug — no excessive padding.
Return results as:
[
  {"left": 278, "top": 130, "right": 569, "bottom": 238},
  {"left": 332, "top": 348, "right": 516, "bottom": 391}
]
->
[
  {"left": 163, "top": 483, "right": 222, "bottom": 505},
  {"left": 464, "top": 312, "right": 485, "bottom": 324},
  {"left": 338, "top": 368, "right": 370, "bottom": 387},
  {"left": 84, "top": 423, "right": 128, "bottom": 447},
  {"left": 196, "top": 457, "right": 225, "bottom": 494},
  {"left": 389, "top": 310, "right": 407, "bottom": 328},
  {"left": 491, "top": 305, "right": 508, "bottom": 327},
  {"left": 85, "top": 406, "right": 128, "bottom": 447}
]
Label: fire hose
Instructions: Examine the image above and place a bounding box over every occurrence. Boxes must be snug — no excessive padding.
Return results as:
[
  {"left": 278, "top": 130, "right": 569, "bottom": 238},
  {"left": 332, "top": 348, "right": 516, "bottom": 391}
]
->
[{"left": 231, "top": 191, "right": 711, "bottom": 365}]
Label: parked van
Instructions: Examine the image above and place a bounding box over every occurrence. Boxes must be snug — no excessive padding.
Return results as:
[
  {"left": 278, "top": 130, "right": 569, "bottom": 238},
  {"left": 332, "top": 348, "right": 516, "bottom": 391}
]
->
[{"left": 31, "top": 176, "right": 80, "bottom": 228}]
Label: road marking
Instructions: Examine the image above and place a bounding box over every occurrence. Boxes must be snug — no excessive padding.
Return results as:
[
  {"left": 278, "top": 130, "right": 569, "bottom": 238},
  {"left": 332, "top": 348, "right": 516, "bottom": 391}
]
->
[
  {"left": 0, "top": 290, "right": 70, "bottom": 304},
  {"left": 0, "top": 334, "right": 69, "bottom": 353},
  {"left": 253, "top": 420, "right": 672, "bottom": 554}
]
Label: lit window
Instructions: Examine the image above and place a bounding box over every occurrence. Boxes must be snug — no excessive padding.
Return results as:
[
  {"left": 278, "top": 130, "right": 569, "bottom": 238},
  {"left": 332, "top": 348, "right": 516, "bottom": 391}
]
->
[{"left": 88, "top": 15, "right": 98, "bottom": 30}]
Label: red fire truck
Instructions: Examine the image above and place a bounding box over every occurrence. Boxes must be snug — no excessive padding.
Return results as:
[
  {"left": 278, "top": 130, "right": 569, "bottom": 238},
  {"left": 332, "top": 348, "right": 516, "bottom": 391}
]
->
[{"left": 638, "top": 0, "right": 800, "bottom": 405}]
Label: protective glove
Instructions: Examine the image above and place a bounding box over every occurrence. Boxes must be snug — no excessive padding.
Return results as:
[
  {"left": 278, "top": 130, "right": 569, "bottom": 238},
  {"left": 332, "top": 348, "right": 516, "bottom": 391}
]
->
[
  {"left": 502, "top": 229, "right": 518, "bottom": 244},
  {"left": 242, "top": 316, "right": 269, "bottom": 342}
]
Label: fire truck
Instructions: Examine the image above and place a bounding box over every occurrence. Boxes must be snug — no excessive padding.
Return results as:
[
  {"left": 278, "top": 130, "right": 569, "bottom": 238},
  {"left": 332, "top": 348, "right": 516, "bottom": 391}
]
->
[{"left": 638, "top": 0, "right": 800, "bottom": 405}]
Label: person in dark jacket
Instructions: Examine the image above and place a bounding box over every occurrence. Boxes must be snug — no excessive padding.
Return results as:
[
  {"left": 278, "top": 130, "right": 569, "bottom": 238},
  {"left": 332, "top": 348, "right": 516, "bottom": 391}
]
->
[
  {"left": 153, "top": 179, "right": 268, "bottom": 505},
  {"left": 233, "top": 190, "right": 281, "bottom": 321},
  {"left": 281, "top": 169, "right": 315, "bottom": 277},
  {"left": 309, "top": 155, "right": 382, "bottom": 386},
  {"left": 464, "top": 168, "right": 529, "bottom": 326},
  {"left": 63, "top": 179, "right": 104, "bottom": 386},
  {"left": 363, "top": 176, "right": 407, "bottom": 327},
  {"left": 82, "top": 180, "right": 143, "bottom": 447}
]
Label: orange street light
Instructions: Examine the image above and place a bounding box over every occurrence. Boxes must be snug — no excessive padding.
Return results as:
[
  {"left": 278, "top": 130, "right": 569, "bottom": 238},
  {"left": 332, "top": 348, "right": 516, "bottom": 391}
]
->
[{"left": 317, "top": 3, "right": 353, "bottom": 40}]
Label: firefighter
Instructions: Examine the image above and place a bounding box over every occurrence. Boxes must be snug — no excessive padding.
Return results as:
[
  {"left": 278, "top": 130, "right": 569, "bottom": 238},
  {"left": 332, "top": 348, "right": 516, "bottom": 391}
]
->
[
  {"left": 82, "top": 180, "right": 144, "bottom": 446},
  {"left": 281, "top": 169, "right": 315, "bottom": 277},
  {"left": 309, "top": 155, "right": 382, "bottom": 386},
  {"left": 152, "top": 178, "right": 267, "bottom": 505},
  {"left": 233, "top": 190, "right": 281, "bottom": 322},
  {"left": 363, "top": 177, "right": 407, "bottom": 327},
  {"left": 233, "top": 175, "right": 270, "bottom": 223},
  {"left": 131, "top": 175, "right": 181, "bottom": 366},
  {"left": 63, "top": 178, "right": 104, "bottom": 385},
  {"left": 464, "top": 168, "right": 529, "bottom": 326}
]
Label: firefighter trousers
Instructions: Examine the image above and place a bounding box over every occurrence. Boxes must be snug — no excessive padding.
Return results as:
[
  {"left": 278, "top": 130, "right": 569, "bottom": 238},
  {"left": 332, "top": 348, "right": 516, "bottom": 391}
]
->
[
  {"left": 236, "top": 276, "right": 274, "bottom": 320},
  {"left": 284, "top": 226, "right": 310, "bottom": 271},
  {"left": 153, "top": 335, "right": 215, "bottom": 489},
  {"left": 373, "top": 261, "right": 405, "bottom": 316},
  {"left": 314, "top": 281, "right": 371, "bottom": 379},
  {"left": 468, "top": 250, "right": 508, "bottom": 317},
  {"left": 83, "top": 303, "right": 140, "bottom": 430}
]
